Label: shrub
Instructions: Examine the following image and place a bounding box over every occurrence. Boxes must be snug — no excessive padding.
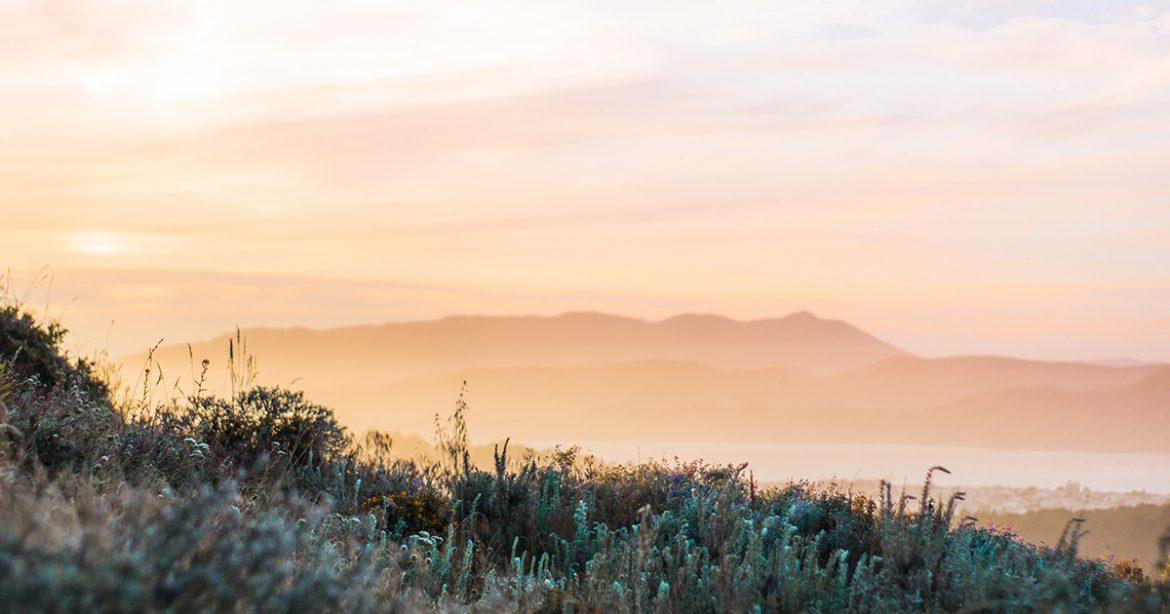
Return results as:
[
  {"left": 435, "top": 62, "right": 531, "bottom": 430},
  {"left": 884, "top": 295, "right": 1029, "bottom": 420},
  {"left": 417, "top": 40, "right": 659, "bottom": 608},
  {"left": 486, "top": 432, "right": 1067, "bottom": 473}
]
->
[
  {"left": 0, "top": 365, "right": 122, "bottom": 475},
  {"left": 364, "top": 489, "right": 452, "bottom": 537},
  {"left": 174, "top": 386, "right": 350, "bottom": 473},
  {"left": 0, "top": 304, "right": 108, "bottom": 401}
]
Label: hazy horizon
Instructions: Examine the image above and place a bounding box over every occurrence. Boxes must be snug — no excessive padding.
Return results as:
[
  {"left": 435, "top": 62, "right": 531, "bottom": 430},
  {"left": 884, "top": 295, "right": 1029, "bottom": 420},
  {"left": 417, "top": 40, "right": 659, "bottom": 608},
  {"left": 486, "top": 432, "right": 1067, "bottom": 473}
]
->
[{"left": 9, "top": 271, "right": 1170, "bottom": 365}]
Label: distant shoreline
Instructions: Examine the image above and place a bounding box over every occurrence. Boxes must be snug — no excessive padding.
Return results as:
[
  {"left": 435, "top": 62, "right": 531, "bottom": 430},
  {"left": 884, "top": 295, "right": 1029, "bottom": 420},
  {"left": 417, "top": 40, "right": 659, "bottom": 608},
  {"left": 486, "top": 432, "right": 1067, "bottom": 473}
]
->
[{"left": 521, "top": 439, "right": 1170, "bottom": 494}]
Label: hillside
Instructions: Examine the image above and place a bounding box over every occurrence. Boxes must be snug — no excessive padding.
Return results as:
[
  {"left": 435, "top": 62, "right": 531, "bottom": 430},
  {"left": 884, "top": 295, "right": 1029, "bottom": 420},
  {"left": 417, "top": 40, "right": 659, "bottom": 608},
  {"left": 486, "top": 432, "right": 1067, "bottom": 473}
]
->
[
  {"left": 911, "top": 367, "right": 1170, "bottom": 452},
  {"left": 816, "top": 355, "right": 1165, "bottom": 409},
  {"left": 124, "top": 311, "right": 907, "bottom": 387},
  {"left": 120, "top": 312, "right": 1168, "bottom": 452},
  {"left": 318, "top": 361, "right": 1167, "bottom": 452},
  {"left": 978, "top": 503, "right": 1170, "bottom": 574}
]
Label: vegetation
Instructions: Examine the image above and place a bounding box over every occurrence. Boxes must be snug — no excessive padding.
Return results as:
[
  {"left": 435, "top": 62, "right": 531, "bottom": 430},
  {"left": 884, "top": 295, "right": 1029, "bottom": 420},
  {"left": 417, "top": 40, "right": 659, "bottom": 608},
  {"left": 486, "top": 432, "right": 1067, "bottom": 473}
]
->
[
  {"left": 2, "top": 303, "right": 1170, "bottom": 612},
  {"left": 978, "top": 503, "right": 1170, "bottom": 579}
]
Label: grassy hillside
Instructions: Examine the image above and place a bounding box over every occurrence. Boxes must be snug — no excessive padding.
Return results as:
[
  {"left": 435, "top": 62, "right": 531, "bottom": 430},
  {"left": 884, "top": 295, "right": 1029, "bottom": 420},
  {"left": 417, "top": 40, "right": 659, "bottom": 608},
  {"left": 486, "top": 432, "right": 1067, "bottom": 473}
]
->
[
  {"left": 978, "top": 503, "right": 1170, "bottom": 575},
  {"left": 4, "top": 304, "right": 1170, "bottom": 612}
]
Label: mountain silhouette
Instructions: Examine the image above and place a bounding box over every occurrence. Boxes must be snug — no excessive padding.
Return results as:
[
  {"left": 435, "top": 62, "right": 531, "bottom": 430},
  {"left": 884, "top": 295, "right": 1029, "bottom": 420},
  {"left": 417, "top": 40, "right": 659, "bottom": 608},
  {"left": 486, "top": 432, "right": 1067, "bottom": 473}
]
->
[
  {"left": 126, "top": 310, "right": 907, "bottom": 388},
  {"left": 119, "top": 312, "right": 1167, "bottom": 452}
]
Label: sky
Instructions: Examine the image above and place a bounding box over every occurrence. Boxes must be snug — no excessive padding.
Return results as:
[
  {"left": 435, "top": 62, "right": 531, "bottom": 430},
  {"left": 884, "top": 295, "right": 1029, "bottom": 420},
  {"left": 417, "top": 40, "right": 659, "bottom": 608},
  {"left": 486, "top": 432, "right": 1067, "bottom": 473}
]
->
[{"left": 3, "top": 0, "right": 1170, "bottom": 361}]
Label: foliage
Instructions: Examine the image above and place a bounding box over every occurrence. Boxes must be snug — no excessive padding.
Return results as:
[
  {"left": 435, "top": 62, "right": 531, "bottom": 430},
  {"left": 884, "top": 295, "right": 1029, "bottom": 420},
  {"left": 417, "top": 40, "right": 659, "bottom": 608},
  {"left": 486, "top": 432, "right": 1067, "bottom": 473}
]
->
[
  {"left": 3, "top": 303, "right": 1170, "bottom": 612},
  {"left": 364, "top": 489, "right": 452, "bottom": 537},
  {"left": 978, "top": 502, "right": 1170, "bottom": 577},
  {"left": 0, "top": 302, "right": 108, "bottom": 403},
  {"left": 175, "top": 386, "right": 351, "bottom": 472}
]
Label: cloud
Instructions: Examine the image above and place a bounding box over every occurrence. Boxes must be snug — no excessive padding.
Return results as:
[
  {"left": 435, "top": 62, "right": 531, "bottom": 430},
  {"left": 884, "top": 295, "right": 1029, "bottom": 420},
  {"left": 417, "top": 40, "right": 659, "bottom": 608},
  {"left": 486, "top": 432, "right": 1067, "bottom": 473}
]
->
[
  {"left": 909, "top": 0, "right": 1162, "bottom": 30},
  {"left": 816, "top": 22, "right": 882, "bottom": 39},
  {"left": 0, "top": 0, "right": 171, "bottom": 69}
]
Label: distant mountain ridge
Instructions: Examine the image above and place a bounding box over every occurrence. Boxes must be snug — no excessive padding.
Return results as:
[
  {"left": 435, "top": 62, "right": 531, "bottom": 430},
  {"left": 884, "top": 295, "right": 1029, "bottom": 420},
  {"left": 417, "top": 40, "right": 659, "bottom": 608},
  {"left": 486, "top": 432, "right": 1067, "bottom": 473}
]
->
[
  {"left": 119, "top": 311, "right": 1169, "bottom": 453},
  {"left": 314, "top": 361, "right": 1169, "bottom": 452},
  {"left": 128, "top": 311, "right": 908, "bottom": 388}
]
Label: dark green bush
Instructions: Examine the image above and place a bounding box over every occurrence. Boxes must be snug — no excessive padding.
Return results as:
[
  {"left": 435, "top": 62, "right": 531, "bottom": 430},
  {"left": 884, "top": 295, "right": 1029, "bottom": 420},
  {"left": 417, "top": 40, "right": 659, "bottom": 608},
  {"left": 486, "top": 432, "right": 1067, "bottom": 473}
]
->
[
  {"left": 0, "top": 305, "right": 108, "bottom": 401},
  {"left": 171, "top": 386, "right": 350, "bottom": 473},
  {"left": 1, "top": 370, "right": 122, "bottom": 475}
]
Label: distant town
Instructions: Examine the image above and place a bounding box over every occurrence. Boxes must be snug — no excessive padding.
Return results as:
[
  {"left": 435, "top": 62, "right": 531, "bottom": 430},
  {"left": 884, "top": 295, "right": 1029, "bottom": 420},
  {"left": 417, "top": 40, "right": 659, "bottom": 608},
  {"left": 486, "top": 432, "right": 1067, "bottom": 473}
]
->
[{"left": 822, "top": 479, "right": 1170, "bottom": 515}]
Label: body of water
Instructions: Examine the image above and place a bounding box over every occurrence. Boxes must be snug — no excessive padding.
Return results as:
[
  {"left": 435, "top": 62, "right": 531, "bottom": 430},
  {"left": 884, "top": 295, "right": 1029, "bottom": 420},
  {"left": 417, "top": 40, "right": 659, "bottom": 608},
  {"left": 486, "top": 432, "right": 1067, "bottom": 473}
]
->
[{"left": 523, "top": 440, "right": 1170, "bottom": 493}]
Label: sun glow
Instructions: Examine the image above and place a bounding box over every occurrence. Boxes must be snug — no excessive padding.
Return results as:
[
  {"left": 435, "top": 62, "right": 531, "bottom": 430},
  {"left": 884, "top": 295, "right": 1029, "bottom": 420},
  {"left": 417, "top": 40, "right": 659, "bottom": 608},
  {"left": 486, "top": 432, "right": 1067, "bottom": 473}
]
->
[{"left": 67, "top": 232, "right": 132, "bottom": 256}]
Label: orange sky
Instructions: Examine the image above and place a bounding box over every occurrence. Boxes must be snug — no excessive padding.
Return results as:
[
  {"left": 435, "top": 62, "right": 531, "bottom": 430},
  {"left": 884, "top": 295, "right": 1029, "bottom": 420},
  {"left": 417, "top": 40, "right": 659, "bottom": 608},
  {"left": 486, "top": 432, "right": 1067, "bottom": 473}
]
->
[{"left": 4, "top": 1, "right": 1170, "bottom": 361}]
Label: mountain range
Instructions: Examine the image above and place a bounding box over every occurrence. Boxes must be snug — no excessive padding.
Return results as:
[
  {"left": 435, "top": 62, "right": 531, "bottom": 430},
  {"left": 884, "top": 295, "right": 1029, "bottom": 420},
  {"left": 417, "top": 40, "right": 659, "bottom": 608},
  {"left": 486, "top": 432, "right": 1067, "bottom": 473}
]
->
[{"left": 121, "top": 311, "right": 1168, "bottom": 453}]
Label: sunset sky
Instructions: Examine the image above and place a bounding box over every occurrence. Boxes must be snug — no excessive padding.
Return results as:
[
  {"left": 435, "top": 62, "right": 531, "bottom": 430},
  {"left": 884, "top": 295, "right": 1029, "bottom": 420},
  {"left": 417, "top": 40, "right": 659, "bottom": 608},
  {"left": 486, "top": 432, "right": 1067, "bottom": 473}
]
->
[{"left": 4, "top": 0, "right": 1169, "bottom": 361}]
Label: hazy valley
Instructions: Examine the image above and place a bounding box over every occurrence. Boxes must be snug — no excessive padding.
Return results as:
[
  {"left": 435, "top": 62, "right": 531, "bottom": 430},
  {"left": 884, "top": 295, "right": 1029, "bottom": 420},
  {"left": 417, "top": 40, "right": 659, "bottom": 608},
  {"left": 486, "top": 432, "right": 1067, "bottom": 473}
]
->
[{"left": 126, "top": 311, "right": 1170, "bottom": 453}]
